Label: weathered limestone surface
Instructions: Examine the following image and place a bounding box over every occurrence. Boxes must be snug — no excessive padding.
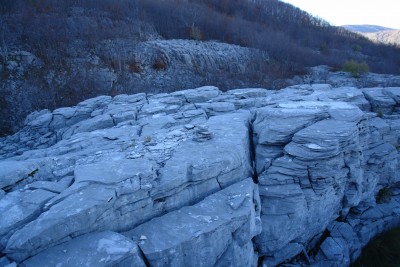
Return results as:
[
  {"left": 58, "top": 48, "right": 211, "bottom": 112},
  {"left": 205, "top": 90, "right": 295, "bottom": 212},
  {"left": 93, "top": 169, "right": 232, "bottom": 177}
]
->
[
  {"left": 21, "top": 231, "right": 146, "bottom": 267},
  {"left": 0, "top": 84, "right": 399, "bottom": 266},
  {"left": 126, "top": 178, "right": 260, "bottom": 267}
]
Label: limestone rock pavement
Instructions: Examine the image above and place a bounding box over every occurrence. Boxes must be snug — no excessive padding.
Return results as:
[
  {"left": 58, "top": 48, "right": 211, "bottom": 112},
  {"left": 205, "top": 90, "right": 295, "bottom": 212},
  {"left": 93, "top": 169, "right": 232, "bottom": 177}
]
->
[{"left": 0, "top": 84, "right": 399, "bottom": 266}]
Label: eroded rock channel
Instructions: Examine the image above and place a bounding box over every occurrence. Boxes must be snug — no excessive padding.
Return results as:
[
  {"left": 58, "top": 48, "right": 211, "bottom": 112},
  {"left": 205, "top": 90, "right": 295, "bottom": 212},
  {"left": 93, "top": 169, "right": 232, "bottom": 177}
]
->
[{"left": 0, "top": 85, "right": 399, "bottom": 266}]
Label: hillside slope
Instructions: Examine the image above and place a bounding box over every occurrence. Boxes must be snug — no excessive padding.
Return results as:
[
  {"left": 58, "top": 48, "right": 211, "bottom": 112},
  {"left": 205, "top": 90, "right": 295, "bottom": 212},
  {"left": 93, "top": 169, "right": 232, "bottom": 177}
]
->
[
  {"left": 363, "top": 29, "right": 400, "bottom": 46},
  {"left": 343, "top": 24, "right": 393, "bottom": 33},
  {"left": 0, "top": 38, "right": 269, "bottom": 135},
  {"left": 343, "top": 25, "right": 400, "bottom": 46},
  {"left": 1, "top": 0, "right": 400, "bottom": 136}
]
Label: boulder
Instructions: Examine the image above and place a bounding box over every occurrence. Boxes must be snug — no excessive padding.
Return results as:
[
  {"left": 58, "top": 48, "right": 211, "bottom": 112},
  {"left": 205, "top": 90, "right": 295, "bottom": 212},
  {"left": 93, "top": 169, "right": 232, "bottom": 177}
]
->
[{"left": 363, "top": 87, "right": 396, "bottom": 114}]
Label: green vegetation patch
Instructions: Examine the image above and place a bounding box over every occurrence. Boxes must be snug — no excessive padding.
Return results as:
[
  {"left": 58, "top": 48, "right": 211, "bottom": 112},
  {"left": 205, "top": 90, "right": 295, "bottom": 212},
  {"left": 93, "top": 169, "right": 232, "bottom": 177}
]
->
[
  {"left": 342, "top": 60, "right": 369, "bottom": 77},
  {"left": 28, "top": 168, "right": 39, "bottom": 177}
]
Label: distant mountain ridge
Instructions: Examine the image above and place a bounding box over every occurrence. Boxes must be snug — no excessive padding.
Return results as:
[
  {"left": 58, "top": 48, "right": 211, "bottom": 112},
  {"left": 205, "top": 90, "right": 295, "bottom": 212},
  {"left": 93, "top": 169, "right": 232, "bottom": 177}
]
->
[
  {"left": 343, "top": 25, "right": 400, "bottom": 46},
  {"left": 343, "top": 24, "right": 394, "bottom": 33},
  {"left": 363, "top": 29, "right": 400, "bottom": 46}
]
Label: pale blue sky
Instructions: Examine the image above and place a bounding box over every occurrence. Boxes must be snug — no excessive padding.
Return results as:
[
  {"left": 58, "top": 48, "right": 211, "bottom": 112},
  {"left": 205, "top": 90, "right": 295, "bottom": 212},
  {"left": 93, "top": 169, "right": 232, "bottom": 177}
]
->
[{"left": 281, "top": 0, "right": 400, "bottom": 29}]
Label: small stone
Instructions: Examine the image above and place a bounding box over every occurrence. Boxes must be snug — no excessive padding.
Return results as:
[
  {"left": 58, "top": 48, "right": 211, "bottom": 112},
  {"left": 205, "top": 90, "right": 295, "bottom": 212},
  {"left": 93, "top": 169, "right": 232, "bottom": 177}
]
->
[
  {"left": 126, "top": 152, "right": 143, "bottom": 159},
  {"left": 184, "top": 124, "right": 195, "bottom": 130},
  {"left": 192, "top": 125, "right": 213, "bottom": 142}
]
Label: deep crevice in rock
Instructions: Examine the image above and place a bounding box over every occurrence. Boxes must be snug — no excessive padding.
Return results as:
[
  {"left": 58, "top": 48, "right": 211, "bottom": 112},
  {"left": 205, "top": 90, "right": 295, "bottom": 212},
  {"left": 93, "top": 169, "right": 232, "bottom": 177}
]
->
[
  {"left": 248, "top": 119, "right": 258, "bottom": 184},
  {"left": 308, "top": 229, "right": 331, "bottom": 258},
  {"left": 137, "top": 245, "right": 151, "bottom": 267},
  {"left": 256, "top": 255, "right": 265, "bottom": 267}
]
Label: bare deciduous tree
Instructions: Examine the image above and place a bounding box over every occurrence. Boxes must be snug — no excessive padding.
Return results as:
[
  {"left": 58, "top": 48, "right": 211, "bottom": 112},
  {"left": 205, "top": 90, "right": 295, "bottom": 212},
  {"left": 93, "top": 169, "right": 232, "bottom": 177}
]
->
[{"left": 0, "top": 19, "right": 9, "bottom": 64}]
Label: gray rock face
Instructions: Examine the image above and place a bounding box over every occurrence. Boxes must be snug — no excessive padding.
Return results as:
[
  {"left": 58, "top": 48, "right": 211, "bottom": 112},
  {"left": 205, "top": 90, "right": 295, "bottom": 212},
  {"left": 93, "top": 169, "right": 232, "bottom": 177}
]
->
[
  {"left": 0, "top": 38, "right": 271, "bottom": 136},
  {"left": 21, "top": 231, "right": 145, "bottom": 267},
  {"left": 307, "top": 65, "right": 400, "bottom": 88},
  {"left": 0, "top": 85, "right": 399, "bottom": 266},
  {"left": 127, "top": 178, "right": 260, "bottom": 267},
  {"left": 0, "top": 160, "right": 42, "bottom": 189},
  {"left": 0, "top": 189, "right": 57, "bottom": 250},
  {"left": 363, "top": 87, "right": 397, "bottom": 114}
]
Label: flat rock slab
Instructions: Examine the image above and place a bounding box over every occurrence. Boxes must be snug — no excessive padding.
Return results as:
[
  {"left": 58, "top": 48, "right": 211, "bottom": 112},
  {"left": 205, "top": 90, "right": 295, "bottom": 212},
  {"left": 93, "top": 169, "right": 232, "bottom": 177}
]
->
[
  {"left": 363, "top": 88, "right": 397, "bottom": 113},
  {"left": 0, "top": 160, "right": 41, "bottom": 190},
  {"left": 284, "top": 119, "right": 358, "bottom": 160},
  {"left": 74, "top": 158, "right": 155, "bottom": 188},
  {"left": 24, "top": 177, "right": 73, "bottom": 193},
  {"left": 253, "top": 106, "right": 328, "bottom": 145},
  {"left": 0, "top": 189, "right": 57, "bottom": 248},
  {"left": 383, "top": 87, "right": 400, "bottom": 104},
  {"left": 21, "top": 231, "right": 145, "bottom": 267},
  {"left": 152, "top": 110, "right": 253, "bottom": 197},
  {"left": 128, "top": 178, "right": 261, "bottom": 267},
  {"left": 172, "top": 86, "right": 220, "bottom": 103},
  {"left": 5, "top": 184, "right": 117, "bottom": 261},
  {"left": 4, "top": 109, "right": 254, "bottom": 262}
]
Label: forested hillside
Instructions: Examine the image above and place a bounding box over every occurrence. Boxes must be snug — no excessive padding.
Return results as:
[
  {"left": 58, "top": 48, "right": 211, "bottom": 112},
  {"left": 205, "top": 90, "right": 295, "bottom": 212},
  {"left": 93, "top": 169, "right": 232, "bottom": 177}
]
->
[
  {"left": 1, "top": 0, "right": 400, "bottom": 135},
  {"left": 2, "top": 0, "right": 399, "bottom": 73}
]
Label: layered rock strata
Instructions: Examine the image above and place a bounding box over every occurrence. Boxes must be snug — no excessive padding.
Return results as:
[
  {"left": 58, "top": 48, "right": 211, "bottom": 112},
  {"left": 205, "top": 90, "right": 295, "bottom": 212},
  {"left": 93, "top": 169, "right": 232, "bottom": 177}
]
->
[{"left": 0, "top": 85, "right": 399, "bottom": 266}]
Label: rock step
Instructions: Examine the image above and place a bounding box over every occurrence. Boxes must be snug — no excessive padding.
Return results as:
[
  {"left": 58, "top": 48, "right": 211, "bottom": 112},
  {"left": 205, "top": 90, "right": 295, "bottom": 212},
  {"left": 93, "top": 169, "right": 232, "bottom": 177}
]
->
[{"left": 125, "top": 178, "right": 261, "bottom": 267}]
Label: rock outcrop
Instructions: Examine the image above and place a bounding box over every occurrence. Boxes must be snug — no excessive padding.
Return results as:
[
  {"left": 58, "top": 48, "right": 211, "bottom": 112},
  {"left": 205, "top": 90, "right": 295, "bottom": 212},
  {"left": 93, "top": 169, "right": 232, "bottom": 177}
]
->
[
  {"left": 306, "top": 65, "right": 400, "bottom": 88},
  {"left": 0, "top": 84, "right": 399, "bottom": 266},
  {"left": 0, "top": 39, "right": 269, "bottom": 136}
]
